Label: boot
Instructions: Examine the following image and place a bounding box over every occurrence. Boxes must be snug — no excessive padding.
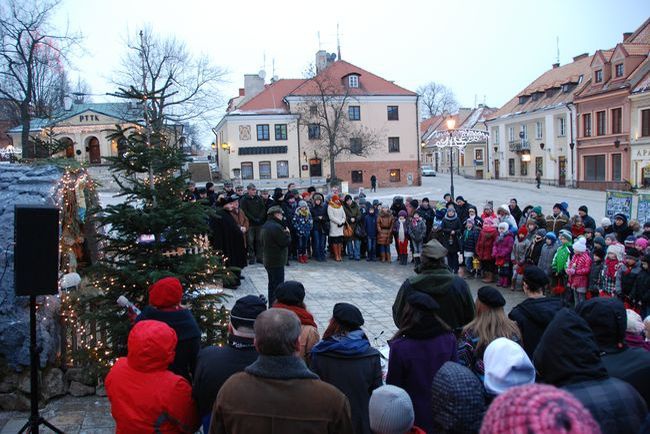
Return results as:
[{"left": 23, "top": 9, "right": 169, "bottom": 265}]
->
[
  {"left": 335, "top": 245, "right": 343, "bottom": 262},
  {"left": 400, "top": 254, "right": 408, "bottom": 265},
  {"left": 481, "top": 271, "right": 494, "bottom": 283}
]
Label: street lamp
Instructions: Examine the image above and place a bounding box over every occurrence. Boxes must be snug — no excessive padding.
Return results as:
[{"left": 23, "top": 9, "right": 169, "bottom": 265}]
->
[{"left": 446, "top": 116, "right": 457, "bottom": 198}]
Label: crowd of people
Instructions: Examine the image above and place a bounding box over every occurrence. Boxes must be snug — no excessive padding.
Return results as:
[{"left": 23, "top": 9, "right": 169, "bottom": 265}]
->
[{"left": 102, "top": 181, "right": 650, "bottom": 434}]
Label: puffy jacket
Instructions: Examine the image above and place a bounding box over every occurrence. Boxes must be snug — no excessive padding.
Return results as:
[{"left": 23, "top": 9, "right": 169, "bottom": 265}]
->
[
  {"left": 475, "top": 227, "right": 497, "bottom": 261},
  {"left": 567, "top": 251, "right": 592, "bottom": 289},
  {"left": 440, "top": 216, "right": 462, "bottom": 253},
  {"left": 328, "top": 202, "right": 346, "bottom": 237},
  {"left": 546, "top": 213, "right": 569, "bottom": 235},
  {"left": 551, "top": 242, "right": 571, "bottom": 274},
  {"left": 461, "top": 227, "right": 479, "bottom": 253},
  {"left": 239, "top": 194, "right": 267, "bottom": 226},
  {"left": 538, "top": 242, "right": 558, "bottom": 275},
  {"left": 492, "top": 232, "right": 514, "bottom": 263},
  {"left": 376, "top": 211, "right": 394, "bottom": 245},
  {"left": 292, "top": 208, "right": 313, "bottom": 237},
  {"left": 408, "top": 218, "right": 427, "bottom": 244},
  {"left": 512, "top": 237, "right": 531, "bottom": 264},
  {"left": 344, "top": 201, "right": 362, "bottom": 235},
  {"left": 364, "top": 212, "right": 378, "bottom": 238},
  {"left": 310, "top": 194, "right": 329, "bottom": 234},
  {"left": 105, "top": 320, "right": 199, "bottom": 434},
  {"left": 261, "top": 216, "right": 291, "bottom": 268},
  {"left": 631, "top": 269, "right": 650, "bottom": 305}
]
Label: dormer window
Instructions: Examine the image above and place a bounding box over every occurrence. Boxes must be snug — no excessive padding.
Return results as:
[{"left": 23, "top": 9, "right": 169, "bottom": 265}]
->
[
  {"left": 518, "top": 95, "right": 529, "bottom": 104},
  {"left": 595, "top": 69, "right": 603, "bottom": 83},
  {"left": 531, "top": 92, "right": 543, "bottom": 101},
  {"left": 615, "top": 63, "right": 624, "bottom": 78},
  {"left": 348, "top": 75, "right": 359, "bottom": 88}
]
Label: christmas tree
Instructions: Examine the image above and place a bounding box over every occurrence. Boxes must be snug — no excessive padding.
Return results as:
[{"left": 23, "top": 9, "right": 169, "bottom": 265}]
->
[{"left": 73, "top": 32, "right": 232, "bottom": 375}]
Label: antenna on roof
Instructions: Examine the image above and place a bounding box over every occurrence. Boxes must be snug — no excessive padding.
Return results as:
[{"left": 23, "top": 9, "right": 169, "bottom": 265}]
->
[
  {"left": 317, "top": 31, "right": 321, "bottom": 50},
  {"left": 474, "top": 94, "right": 477, "bottom": 108},
  {"left": 272, "top": 58, "right": 275, "bottom": 78},
  {"left": 556, "top": 36, "right": 560, "bottom": 64},
  {"left": 263, "top": 51, "right": 266, "bottom": 73},
  {"left": 337, "top": 23, "right": 341, "bottom": 60}
]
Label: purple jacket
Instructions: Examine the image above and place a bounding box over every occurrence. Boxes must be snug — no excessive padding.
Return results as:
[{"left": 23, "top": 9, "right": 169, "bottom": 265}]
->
[
  {"left": 386, "top": 334, "right": 457, "bottom": 433},
  {"left": 492, "top": 232, "right": 514, "bottom": 262}
]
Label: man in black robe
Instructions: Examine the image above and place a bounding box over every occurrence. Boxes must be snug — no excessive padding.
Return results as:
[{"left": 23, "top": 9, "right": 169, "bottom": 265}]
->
[{"left": 210, "top": 194, "right": 248, "bottom": 269}]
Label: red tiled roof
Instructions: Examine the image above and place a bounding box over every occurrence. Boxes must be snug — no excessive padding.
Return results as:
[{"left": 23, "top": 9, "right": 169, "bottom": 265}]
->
[
  {"left": 420, "top": 115, "right": 444, "bottom": 134},
  {"left": 236, "top": 79, "right": 305, "bottom": 113},
  {"left": 288, "top": 60, "right": 416, "bottom": 97},
  {"left": 621, "top": 43, "right": 650, "bottom": 56},
  {"left": 627, "top": 18, "right": 650, "bottom": 44},
  {"left": 633, "top": 71, "right": 650, "bottom": 93},
  {"left": 489, "top": 56, "right": 593, "bottom": 120}
]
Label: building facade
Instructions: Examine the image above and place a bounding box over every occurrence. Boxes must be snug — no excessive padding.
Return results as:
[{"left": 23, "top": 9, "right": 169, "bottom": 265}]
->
[
  {"left": 486, "top": 54, "right": 593, "bottom": 187},
  {"left": 8, "top": 102, "right": 144, "bottom": 164},
  {"left": 214, "top": 52, "right": 420, "bottom": 188},
  {"left": 574, "top": 20, "right": 650, "bottom": 190},
  {"left": 629, "top": 67, "right": 650, "bottom": 189}
]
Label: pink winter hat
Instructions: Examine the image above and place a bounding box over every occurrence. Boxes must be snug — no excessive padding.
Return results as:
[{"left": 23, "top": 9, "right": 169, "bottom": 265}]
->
[{"left": 635, "top": 238, "right": 648, "bottom": 251}]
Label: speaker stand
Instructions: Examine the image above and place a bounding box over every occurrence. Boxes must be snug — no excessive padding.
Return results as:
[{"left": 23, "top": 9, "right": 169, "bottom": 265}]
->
[{"left": 18, "top": 296, "right": 63, "bottom": 434}]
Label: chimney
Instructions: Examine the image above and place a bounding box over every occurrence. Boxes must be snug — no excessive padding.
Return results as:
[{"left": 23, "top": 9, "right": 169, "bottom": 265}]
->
[
  {"left": 572, "top": 53, "right": 589, "bottom": 62},
  {"left": 238, "top": 88, "right": 245, "bottom": 97},
  {"left": 552, "top": 63, "right": 560, "bottom": 69},
  {"left": 623, "top": 32, "right": 633, "bottom": 42},
  {"left": 243, "top": 74, "right": 265, "bottom": 101}
]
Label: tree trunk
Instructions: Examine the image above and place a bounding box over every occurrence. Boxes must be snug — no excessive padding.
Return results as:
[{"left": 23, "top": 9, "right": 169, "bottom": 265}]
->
[
  {"left": 328, "top": 140, "right": 337, "bottom": 183},
  {"left": 20, "top": 102, "right": 32, "bottom": 159}
]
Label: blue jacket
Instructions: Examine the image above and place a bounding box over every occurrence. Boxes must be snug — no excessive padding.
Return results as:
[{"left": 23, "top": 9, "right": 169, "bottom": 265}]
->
[{"left": 364, "top": 213, "right": 378, "bottom": 238}]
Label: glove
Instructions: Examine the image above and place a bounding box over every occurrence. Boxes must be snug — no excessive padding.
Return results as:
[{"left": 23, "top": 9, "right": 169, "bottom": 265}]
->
[{"left": 566, "top": 267, "right": 576, "bottom": 276}]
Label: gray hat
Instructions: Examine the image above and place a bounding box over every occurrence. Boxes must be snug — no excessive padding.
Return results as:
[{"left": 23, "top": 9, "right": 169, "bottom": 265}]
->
[
  {"left": 369, "top": 385, "right": 414, "bottom": 434},
  {"left": 246, "top": 183, "right": 256, "bottom": 190},
  {"left": 422, "top": 239, "right": 448, "bottom": 259},
  {"left": 267, "top": 205, "right": 283, "bottom": 215}
]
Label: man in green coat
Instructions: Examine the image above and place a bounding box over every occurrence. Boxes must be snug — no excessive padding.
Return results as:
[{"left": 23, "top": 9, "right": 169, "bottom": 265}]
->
[
  {"left": 392, "top": 239, "right": 475, "bottom": 333},
  {"left": 261, "top": 206, "right": 291, "bottom": 307},
  {"left": 240, "top": 183, "right": 267, "bottom": 264}
]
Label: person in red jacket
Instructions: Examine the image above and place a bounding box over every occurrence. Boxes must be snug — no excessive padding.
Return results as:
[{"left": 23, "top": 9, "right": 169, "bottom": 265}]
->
[{"left": 105, "top": 320, "right": 199, "bottom": 434}]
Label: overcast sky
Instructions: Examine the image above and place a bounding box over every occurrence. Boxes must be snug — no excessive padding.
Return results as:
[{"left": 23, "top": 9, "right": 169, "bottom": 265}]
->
[{"left": 54, "top": 0, "right": 647, "bottom": 141}]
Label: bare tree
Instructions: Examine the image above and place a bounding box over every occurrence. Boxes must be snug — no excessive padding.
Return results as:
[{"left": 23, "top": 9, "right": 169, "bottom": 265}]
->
[
  {"left": 113, "top": 27, "right": 226, "bottom": 135},
  {"left": 182, "top": 123, "right": 203, "bottom": 155},
  {"left": 71, "top": 77, "right": 92, "bottom": 103},
  {"left": 417, "top": 82, "right": 459, "bottom": 118},
  {"left": 291, "top": 66, "right": 382, "bottom": 183},
  {"left": 0, "top": 0, "right": 80, "bottom": 157}
]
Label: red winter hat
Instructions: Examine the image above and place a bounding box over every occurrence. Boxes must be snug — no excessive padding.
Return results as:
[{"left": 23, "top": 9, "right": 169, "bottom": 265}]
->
[
  {"left": 301, "top": 191, "right": 310, "bottom": 199},
  {"left": 518, "top": 226, "right": 528, "bottom": 237},
  {"left": 148, "top": 277, "right": 183, "bottom": 308}
]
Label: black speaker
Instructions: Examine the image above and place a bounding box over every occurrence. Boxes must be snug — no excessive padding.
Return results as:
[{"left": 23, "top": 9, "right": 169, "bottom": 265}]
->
[{"left": 14, "top": 205, "right": 60, "bottom": 296}]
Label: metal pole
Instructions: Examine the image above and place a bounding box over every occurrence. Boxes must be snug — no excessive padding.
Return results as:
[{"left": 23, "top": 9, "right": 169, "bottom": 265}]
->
[{"left": 449, "top": 131, "right": 455, "bottom": 199}]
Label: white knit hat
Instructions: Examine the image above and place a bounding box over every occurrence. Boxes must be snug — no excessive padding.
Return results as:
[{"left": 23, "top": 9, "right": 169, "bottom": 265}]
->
[
  {"left": 573, "top": 237, "right": 587, "bottom": 253},
  {"left": 484, "top": 338, "right": 536, "bottom": 395},
  {"left": 498, "top": 222, "right": 509, "bottom": 232},
  {"left": 369, "top": 385, "right": 414, "bottom": 434},
  {"left": 607, "top": 243, "right": 624, "bottom": 261},
  {"left": 601, "top": 217, "right": 612, "bottom": 227},
  {"left": 627, "top": 309, "right": 645, "bottom": 334}
]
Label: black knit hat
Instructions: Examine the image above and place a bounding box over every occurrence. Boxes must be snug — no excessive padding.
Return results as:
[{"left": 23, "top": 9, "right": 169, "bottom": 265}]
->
[
  {"left": 477, "top": 286, "right": 506, "bottom": 308},
  {"left": 333, "top": 303, "right": 364, "bottom": 328},
  {"left": 578, "top": 205, "right": 588, "bottom": 213},
  {"left": 523, "top": 265, "right": 549, "bottom": 290},
  {"left": 275, "top": 281, "right": 306, "bottom": 305},
  {"left": 410, "top": 199, "right": 419, "bottom": 209},
  {"left": 231, "top": 295, "right": 267, "bottom": 329},
  {"left": 406, "top": 292, "right": 440, "bottom": 311}
]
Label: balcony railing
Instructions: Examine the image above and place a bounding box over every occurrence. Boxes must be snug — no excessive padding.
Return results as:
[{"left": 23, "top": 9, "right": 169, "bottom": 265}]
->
[{"left": 508, "top": 140, "right": 531, "bottom": 152}]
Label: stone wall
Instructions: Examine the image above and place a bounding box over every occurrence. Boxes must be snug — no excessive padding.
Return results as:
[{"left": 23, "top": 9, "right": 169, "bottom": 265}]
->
[{"left": 0, "top": 164, "right": 62, "bottom": 370}]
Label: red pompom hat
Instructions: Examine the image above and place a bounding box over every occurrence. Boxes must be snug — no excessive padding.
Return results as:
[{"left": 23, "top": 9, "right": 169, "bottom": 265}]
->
[{"left": 148, "top": 277, "right": 183, "bottom": 308}]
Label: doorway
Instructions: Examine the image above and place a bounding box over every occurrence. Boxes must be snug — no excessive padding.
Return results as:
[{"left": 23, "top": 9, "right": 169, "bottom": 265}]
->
[
  {"left": 309, "top": 158, "right": 322, "bottom": 177},
  {"left": 494, "top": 159, "right": 500, "bottom": 179},
  {"left": 88, "top": 137, "right": 101, "bottom": 164},
  {"left": 62, "top": 137, "right": 74, "bottom": 158},
  {"left": 559, "top": 156, "right": 566, "bottom": 187}
]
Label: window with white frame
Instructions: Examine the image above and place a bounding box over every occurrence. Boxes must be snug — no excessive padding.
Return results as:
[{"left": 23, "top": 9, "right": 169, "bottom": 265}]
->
[
  {"left": 493, "top": 128, "right": 500, "bottom": 144},
  {"left": 521, "top": 124, "right": 528, "bottom": 140},
  {"left": 559, "top": 117, "right": 566, "bottom": 137},
  {"left": 348, "top": 75, "right": 359, "bottom": 88},
  {"left": 535, "top": 121, "right": 543, "bottom": 139},
  {"left": 508, "top": 127, "right": 515, "bottom": 142}
]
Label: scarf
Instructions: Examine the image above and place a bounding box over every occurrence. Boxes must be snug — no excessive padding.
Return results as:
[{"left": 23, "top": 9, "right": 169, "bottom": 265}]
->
[
  {"left": 297, "top": 207, "right": 310, "bottom": 217},
  {"left": 228, "top": 334, "right": 255, "bottom": 350},
  {"left": 311, "top": 330, "right": 370, "bottom": 356},
  {"left": 273, "top": 302, "right": 318, "bottom": 328},
  {"left": 398, "top": 219, "right": 406, "bottom": 242},
  {"left": 328, "top": 200, "right": 341, "bottom": 209},
  {"left": 245, "top": 355, "right": 318, "bottom": 380},
  {"left": 605, "top": 257, "right": 619, "bottom": 279},
  {"left": 444, "top": 211, "right": 457, "bottom": 221}
]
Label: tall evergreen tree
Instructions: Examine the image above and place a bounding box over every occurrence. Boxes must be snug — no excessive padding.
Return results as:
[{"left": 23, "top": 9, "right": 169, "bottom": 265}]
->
[{"left": 74, "top": 31, "right": 231, "bottom": 374}]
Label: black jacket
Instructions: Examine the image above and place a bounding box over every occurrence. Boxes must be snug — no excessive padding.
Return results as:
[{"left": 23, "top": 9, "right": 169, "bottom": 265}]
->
[
  {"left": 440, "top": 216, "right": 462, "bottom": 253},
  {"left": 210, "top": 207, "right": 247, "bottom": 268},
  {"left": 136, "top": 306, "right": 201, "bottom": 381},
  {"left": 508, "top": 296, "right": 562, "bottom": 359},
  {"left": 582, "top": 214, "right": 596, "bottom": 231},
  {"left": 631, "top": 269, "right": 650, "bottom": 305},
  {"left": 577, "top": 297, "right": 650, "bottom": 408},
  {"left": 534, "top": 308, "right": 647, "bottom": 434},
  {"left": 310, "top": 340, "right": 382, "bottom": 434},
  {"left": 192, "top": 335, "right": 258, "bottom": 417},
  {"left": 261, "top": 216, "right": 291, "bottom": 268}
]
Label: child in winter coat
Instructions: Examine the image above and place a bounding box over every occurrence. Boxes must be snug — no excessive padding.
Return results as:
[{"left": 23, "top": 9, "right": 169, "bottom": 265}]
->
[
  {"left": 408, "top": 211, "right": 427, "bottom": 268},
  {"left": 394, "top": 210, "right": 410, "bottom": 265},
  {"left": 631, "top": 254, "right": 650, "bottom": 318},
  {"left": 601, "top": 243, "right": 624, "bottom": 297},
  {"left": 292, "top": 200, "right": 313, "bottom": 263},
  {"left": 566, "top": 237, "right": 592, "bottom": 306},
  {"left": 377, "top": 206, "right": 394, "bottom": 263},
  {"left": 511, "top": 226, "right": 531, "bottom": 290},
  {"left": 462, "top": 219, "right": 480, "bottom": 278},
  {"left": 616, "top": 249, "right": 641, "bottom": 304},
  {"left": 538, "top": 232, "right": 558, "bottom": 278},
  {"left": 364, "top": 205, "right": 378, "bottom": 261},
  {"left": 588, "top": 247, "right": 604, "bottom": 298},
  {"left": 492, "top": 222, "right": 514, "bottom": 288},
  {"left": 550, "top": 230, "right": 572, "bottom": 299}
]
